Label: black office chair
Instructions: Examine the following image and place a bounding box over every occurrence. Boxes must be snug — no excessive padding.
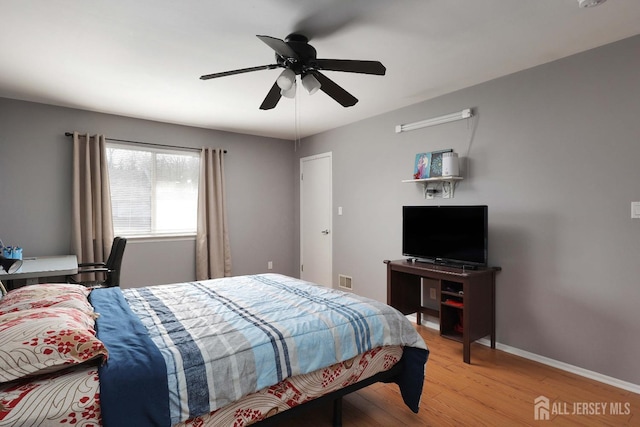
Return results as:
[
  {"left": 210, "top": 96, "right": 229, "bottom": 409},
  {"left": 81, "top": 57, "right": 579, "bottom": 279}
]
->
[{"left": 71, "top": 237, "right": 127, "bottom": 288}]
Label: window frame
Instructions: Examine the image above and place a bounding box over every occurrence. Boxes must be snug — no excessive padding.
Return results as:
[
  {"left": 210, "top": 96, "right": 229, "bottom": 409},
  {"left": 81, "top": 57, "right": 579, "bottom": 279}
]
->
[{"left": 105, "top": 142, "right": 200, "bottom": 239}]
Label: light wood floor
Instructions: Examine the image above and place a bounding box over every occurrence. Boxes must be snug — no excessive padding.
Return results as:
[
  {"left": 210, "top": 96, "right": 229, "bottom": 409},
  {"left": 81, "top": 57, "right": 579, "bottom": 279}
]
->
[{"left": 279, "top": 325, "right": 639, "bottom": 426}]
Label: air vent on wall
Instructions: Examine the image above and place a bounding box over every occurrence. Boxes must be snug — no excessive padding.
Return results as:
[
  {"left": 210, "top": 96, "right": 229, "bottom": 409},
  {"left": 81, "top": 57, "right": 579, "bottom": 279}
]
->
[{"left": 338, "top": 274, "right": 353, "bottom": 290}]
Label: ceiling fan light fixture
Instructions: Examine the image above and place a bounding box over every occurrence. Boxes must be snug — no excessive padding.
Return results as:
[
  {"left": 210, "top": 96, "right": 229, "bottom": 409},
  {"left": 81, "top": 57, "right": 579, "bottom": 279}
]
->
[
  {"left": 276, "top": 69, "right": 296, "bottom": 90},
  {"left": 281, "top": 81, "right": 297, "bottom": 98},
  {"left": 302, "top": 74, "right": 321, "bottom": 95}
]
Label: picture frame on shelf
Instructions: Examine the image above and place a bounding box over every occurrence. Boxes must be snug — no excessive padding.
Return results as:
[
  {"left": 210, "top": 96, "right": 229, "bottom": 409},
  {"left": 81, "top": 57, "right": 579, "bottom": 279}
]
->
[
  {"left": 413, "top": 152, "right": 432, "bottom": 179},
  {"left": 429, "top": 148, "right": 453, "bottom": 177}
]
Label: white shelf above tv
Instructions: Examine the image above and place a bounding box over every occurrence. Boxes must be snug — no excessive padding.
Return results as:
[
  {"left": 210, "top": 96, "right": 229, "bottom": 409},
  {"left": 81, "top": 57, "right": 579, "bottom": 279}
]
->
[{"left": 402, "top": 176, "right": 463, "bottom": 199}]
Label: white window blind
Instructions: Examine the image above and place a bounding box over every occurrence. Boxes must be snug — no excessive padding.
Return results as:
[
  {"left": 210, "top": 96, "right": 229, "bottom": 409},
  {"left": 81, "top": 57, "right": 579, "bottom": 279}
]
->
[{"left": 106, "top": 143, "right": 200, "bottom": 237}]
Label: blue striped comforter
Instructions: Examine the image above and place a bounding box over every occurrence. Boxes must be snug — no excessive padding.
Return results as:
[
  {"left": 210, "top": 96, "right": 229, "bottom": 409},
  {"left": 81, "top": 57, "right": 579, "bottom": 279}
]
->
[{"left": 95, "top": 273, "right": 428, "bottom": 426}]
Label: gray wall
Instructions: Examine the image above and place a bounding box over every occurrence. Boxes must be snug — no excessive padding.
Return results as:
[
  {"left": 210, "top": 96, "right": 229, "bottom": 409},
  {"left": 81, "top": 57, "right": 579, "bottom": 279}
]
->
[
  {"left": 1, "top": 34, "right": 638, "bottom": 386},
  {"left": 296, "top": 35, "right": 640, "bottom": 385},
  {"left": 0, "top": 99, "right": 296, "bottom": 286}
]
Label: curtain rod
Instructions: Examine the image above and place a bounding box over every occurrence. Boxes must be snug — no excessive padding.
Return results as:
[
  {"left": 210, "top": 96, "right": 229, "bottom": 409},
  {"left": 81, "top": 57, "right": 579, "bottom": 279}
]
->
[{"left": 64, "top": 132, "right": 227, "bottom": 153}]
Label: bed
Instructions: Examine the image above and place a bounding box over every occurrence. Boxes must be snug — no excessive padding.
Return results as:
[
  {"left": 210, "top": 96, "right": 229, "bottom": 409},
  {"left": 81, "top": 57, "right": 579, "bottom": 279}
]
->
[{"left": 0, "top": 274, "right": 428, "bottom": 426}]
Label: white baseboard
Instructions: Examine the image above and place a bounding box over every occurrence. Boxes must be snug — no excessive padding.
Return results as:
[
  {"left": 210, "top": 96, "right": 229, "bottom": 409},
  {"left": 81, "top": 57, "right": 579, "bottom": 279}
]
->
[{"left": 410, "top": 315, "right": 640, "bottom": 394}]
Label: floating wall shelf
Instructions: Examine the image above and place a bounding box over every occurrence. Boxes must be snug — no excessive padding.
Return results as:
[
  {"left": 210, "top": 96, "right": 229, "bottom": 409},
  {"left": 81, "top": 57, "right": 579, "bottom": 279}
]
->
[{"left": 402, "top": 176, "right": 463, "bottom": 199}]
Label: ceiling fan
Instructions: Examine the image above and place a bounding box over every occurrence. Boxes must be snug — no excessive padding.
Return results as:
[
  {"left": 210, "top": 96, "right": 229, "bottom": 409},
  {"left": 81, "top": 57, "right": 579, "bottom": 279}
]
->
[{"left": 200, "top": 34, "right": 386, "bottom": 110}]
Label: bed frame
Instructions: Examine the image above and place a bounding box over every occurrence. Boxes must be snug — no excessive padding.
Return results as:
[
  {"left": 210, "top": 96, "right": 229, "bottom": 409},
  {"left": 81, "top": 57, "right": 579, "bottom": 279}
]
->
[{"left": 256, "top": 360, "right": 404, "bottom": 427}]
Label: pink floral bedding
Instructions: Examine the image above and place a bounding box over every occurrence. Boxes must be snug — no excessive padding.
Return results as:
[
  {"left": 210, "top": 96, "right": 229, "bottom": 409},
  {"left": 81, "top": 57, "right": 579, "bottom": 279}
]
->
[
  {"left": 0, "top": 367, "right": 100, "bottom": 426},
  {"left": 0, "top": 346, "right": 402, "bottom": 427}
]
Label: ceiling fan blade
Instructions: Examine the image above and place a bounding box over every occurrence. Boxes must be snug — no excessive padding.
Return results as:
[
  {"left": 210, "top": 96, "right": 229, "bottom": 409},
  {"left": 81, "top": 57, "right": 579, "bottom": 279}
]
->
[
  {"left": 293, "top": 0, "right": 387, "bottom": 40},
  {"left": 200, "top": 64, "right": 280, "bottom": 80},
  {"left": 312, "top": 71, "right": 358, "bottom": 107},
  {"left": 314, "top": 59, "right": 386, "bottom": 75},
  {"left": 259, "top": 81, "right": 282, "bottom": 110},
  {"left": 257, "top": 35, "right": 299, "bottom": 60}
]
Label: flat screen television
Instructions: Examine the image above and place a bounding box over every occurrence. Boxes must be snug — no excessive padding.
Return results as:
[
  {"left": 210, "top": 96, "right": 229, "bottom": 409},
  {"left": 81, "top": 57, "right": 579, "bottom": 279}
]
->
[{"left": 402, "top": 205, "right": 488, "bottom": 267}]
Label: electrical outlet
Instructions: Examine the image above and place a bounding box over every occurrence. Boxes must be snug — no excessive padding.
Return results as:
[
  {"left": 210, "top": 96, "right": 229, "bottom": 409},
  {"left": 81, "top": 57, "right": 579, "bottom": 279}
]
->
[
  {"left": 425, "top": 185, "right": 437, "bottom": 200},
  {"left": 267, "top": 261, "right": 273, "bottom": 270},
  {"left": 429, "top": 288, "right": 437, "bottom": 300}
]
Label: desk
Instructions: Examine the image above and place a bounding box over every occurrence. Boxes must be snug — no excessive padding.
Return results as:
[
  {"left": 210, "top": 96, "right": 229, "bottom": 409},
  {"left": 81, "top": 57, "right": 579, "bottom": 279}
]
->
[
  {"left": 385, "top": 259, "right": 500, "bottom": 364},
  {"left": 0, "top": 255, "right": 78, "bottom": 289}
]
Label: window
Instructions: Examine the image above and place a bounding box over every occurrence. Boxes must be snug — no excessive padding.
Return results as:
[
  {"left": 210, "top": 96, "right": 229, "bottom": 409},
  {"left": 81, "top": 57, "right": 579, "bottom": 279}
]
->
[{"left": 106, "top": 143, "right": 200, "bottom": 237}]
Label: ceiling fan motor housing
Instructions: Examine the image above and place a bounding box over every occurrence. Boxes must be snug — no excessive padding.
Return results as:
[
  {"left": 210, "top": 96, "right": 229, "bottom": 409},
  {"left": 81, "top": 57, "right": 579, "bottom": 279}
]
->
[{"left": 279, "top": 34, "right": 317, "bottom": 74}]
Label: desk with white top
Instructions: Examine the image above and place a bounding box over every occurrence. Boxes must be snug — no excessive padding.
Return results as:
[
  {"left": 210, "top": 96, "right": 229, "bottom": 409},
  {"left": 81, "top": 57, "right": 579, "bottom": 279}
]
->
[{"left": 0, "top": 255, "right": 78, "bottom": 289}]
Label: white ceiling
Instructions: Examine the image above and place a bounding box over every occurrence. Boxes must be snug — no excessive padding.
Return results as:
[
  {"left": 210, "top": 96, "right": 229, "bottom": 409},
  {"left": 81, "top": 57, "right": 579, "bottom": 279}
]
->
[{"left": 2, "top": 0, "right": 639, "bottom": 140}]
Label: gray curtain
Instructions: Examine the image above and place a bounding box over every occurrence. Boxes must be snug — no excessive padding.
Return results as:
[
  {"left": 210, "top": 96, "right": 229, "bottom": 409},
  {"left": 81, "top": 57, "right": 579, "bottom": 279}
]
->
[
  {"left": 71, "top": 132, "right": 114, "bottom": 279},
  {"left": 196, "top": 148, "right": 231, "bottom": 279}
]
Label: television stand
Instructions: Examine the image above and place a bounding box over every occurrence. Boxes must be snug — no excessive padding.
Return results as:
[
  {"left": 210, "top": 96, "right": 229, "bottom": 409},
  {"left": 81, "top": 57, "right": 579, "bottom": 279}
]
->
[{"left": 385, "top": 259, "right": 500, "bottom": 364}]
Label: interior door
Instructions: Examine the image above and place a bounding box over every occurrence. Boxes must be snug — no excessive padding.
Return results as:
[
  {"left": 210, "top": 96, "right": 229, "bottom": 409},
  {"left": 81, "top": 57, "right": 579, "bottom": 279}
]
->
[{"left": 300, "top": 153, "right": 332, "bottom": 287}]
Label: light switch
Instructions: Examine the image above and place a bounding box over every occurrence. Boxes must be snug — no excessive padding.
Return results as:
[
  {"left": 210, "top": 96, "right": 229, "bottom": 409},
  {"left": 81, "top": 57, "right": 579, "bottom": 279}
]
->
[
  {"left": 632, "top": 202, "right": 640, "bottom": 219},
  {"left": 338, "top": 206, "right": 343, "bottom": 216}
]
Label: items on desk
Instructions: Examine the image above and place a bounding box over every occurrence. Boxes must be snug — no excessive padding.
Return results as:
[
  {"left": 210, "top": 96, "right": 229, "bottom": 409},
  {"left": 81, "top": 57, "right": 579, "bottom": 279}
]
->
[
  {"left": 0, "top": 239, "right": 23, "bottom": 260},
  {"left": 0, "top": 254, "right": 23, "bottom": 274},
  {"left": 2, "top": 246, "right": 23, "bottom": 260}
]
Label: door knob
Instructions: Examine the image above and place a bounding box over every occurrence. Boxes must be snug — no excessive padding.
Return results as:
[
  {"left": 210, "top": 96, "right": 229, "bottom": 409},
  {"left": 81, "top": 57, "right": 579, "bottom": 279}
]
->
[{"left": 321, "top": 229, "right": 330, "bottom": 235}]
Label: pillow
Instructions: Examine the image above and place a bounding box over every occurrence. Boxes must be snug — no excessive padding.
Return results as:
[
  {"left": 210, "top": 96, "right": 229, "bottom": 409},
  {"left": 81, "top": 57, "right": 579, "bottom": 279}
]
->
[
  {"left": 0, "top": 306, "right": 95, "bottom": 330},
  {"left": 0, "top": 283, "right": 95, "bottom": 317},
  {"left": 1, "top": 283, "right": 91, "bottom": 300},
  {"left": 0, "top": 307, "right": 108, "bottom": 383}
]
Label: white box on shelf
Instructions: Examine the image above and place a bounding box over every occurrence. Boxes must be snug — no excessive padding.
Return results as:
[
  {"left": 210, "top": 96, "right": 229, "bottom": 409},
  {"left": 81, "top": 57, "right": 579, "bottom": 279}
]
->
[{"left": 442, "top": 152, "right": 459, "bottom": 176}]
